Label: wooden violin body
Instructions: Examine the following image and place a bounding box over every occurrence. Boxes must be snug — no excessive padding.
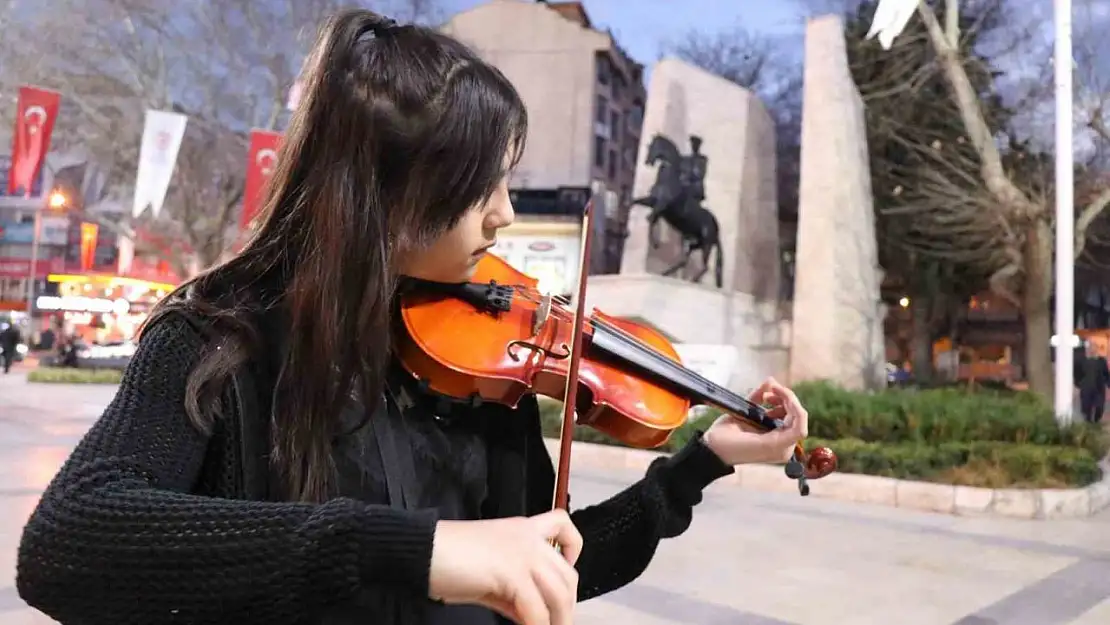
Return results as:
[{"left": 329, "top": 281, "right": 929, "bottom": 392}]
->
[
  {"left": 397, "top": 253, "right": 687, "bottom": 449},
  {"left": 396, "top": 253, "right": 838, "bottom": 495}
]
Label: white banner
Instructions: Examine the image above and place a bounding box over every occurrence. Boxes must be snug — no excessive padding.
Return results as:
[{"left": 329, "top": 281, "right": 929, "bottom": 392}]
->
[
  {"left": 132, "top": 110, "right": 187, "bottom": 218},
  {"left": 117, "top": 233, "right": 134, "bottom": 275}
]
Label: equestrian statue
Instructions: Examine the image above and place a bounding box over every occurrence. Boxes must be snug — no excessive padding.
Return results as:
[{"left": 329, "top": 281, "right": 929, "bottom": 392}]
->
[{"left": 628, "top": 134, "right": 724, "bottom": 289}]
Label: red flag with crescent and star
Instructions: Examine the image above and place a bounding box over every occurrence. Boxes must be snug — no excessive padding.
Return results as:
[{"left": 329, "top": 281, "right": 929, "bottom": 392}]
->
[
  {"left": 8, "top": 85, "right": 62, "bottom": 197},
  {"left": 241, "top": 129, "right": 282, "bottom": 232}
]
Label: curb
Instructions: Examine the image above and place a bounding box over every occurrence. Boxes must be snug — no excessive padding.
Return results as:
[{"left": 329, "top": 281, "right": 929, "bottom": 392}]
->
[{"left": 543, "top": 438, "right": 1110, "bottom": 520}]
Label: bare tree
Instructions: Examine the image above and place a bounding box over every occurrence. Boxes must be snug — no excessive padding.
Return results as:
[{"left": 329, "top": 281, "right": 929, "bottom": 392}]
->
[
  {"left": 1, "top": 0, "right": 443, "bottom": 276},
  {"left": 804, "top": 0, "right": 1110, "bottom": 397},
  {"left": 665, "top": 27, "right": 784, "bottom": 91},
  {"left": 899, "top": 0, "right": 1110, "bottom": 397}
]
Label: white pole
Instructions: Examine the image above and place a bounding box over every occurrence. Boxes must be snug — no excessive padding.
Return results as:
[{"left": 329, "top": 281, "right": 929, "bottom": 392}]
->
[
  {"left": 1053, "top": 0, "right": 1075, "bottom": 424},
  {"left": 23, "top": 205, "right": 42, "bottom": 318}
]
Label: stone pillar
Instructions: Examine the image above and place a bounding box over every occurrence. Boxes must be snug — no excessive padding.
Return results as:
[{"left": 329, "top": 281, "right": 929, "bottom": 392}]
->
[{"left": 789, "top": 15, "right": 885, "bottom": 391}]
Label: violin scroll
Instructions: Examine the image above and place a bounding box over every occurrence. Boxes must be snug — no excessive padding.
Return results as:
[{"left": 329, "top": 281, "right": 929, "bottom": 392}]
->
[{"left": 784, "top": 444, "right": 838, "bottom": 497}]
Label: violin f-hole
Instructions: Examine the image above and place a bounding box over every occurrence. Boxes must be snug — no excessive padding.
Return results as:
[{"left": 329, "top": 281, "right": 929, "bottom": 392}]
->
[{"left": 506, "top": 340, "right": 571, "bottom": 362}]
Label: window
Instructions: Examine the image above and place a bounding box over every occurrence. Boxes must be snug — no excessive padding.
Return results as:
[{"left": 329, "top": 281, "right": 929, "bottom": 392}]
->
[
  {"left": 628, "top": 102, "right": 643, "bottom": 129},
  {"left": 610, "top": 111, "right": 621, "bottom": 143},
  {"left": 608, "top": 149, "right": 617, "bottom": 180},
  {"left": 596, "top": 57, "right": 610, "bottom": 85},
  {"left": 595, "top": 96, "right": 608, "bottom": 124},
  {"left": 594, "top": 136, "right": 606, "bottom": 168}
]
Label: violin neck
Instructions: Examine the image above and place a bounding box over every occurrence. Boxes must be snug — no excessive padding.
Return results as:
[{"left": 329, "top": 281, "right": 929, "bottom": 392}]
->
[{"left": 588, "top": 323, "right": 779, "bottom": 431}]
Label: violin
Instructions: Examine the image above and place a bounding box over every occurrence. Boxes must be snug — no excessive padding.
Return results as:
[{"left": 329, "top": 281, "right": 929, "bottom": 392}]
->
[{"left": 395, "top": 200, "right": 837, "bottom": 507}]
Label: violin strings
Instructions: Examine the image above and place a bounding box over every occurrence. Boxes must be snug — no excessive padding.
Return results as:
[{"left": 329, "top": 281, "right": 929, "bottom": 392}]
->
[
  {"left": 543, "top": 291, "right": 686, "bottom": 372},
  {"left": 541, "top": 291, "right": 735, "bottom": 403},
  {"left": 523, "top": 288, "right": 770, "bottom": 428}
]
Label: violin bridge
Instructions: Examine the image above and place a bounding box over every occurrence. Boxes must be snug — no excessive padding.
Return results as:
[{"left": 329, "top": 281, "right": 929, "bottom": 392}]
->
[{"left": 532, "top": 293, "right": 553, "bottom": 337}]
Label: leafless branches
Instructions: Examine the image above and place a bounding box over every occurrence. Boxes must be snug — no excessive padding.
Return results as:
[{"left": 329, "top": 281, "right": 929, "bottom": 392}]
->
[{"left": 1, "top": 0, "right": 442, "bottom": 272}]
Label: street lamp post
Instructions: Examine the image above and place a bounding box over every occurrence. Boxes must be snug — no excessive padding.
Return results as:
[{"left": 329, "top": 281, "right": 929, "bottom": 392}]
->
[
  {"left": 23, "top": 190, "right": 67, "bottom": 319},
  {"left": 1052, "top": 0, "right": 1074, "bottom": 424}
]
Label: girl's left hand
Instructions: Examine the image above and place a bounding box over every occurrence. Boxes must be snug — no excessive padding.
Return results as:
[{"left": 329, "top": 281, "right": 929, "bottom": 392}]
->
[{"left": 701, "top": 377, "right": 809, "bottom": 466}]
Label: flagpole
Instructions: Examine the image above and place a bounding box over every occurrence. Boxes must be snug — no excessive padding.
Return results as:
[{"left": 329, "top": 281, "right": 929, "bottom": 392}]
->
[{"left": 1053, "top": 0, "right": 1075, "bottom": 424}]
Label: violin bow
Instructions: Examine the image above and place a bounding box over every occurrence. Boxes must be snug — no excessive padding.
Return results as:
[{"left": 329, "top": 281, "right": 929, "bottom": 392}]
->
[{"left": 551, "top": 198, "right": 595, "bottom": 513}]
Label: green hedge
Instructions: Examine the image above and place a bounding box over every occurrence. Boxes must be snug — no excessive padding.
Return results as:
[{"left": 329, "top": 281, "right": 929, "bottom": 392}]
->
[
  {"left": 809, "top": 437, "right": 1102, "bottom": 488},
  {"left": 790, "top": 381, "right": 1108, "bottom": 458},
  {"left": 26, "top": 367, "right": 123, "bottom": 384},
  {"left": 537, "top": 381, "right": 1108, "bottom": 489}
]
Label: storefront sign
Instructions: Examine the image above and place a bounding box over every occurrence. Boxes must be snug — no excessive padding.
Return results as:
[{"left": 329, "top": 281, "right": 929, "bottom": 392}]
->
[
  {"left": 35, "top": 294, "right": 131, "bottom": 315},
  {"left": 0, "top": 216, "right": 70, "bottom": 245},
  {"left": 490, "top": 233, "right": 581, "bottom": 296}
]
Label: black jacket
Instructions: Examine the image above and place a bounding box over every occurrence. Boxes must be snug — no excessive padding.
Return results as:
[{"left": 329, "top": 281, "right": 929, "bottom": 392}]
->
[{"left": 16, "top": 308, "right": 734, "bottom": 624}]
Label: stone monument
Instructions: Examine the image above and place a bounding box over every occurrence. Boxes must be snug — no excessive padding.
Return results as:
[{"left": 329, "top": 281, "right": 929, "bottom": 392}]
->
[
  {"left": 584, "top": 58, "right": 788, "bottom": 395},
  {"left": 620, "top": 58, "right": 780, "bottom": 301},
  {"left": 790, "top": 15, "right": 886, "bottom": 391}
]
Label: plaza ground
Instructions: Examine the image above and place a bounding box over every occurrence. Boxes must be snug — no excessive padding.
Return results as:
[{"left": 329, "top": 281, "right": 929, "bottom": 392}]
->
[{"left": 2, "top": 370, "right": 1109, "bottom": 625}]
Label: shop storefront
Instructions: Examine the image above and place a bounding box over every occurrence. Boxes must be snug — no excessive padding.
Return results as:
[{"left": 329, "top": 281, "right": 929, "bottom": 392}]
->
[
  {"left": 34, "top": 273, "right": 174, "bottom": 344},
  {"left": 488, "top": 220, "right": 583, "bottom": 297}
]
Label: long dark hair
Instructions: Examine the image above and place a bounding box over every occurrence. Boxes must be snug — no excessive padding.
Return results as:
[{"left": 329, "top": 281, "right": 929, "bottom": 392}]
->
[{"left": 146, "top": 9, "right": 527, "bottom": 503}]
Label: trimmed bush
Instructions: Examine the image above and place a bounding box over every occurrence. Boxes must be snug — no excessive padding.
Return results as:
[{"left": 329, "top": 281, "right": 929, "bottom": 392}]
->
[
  {"left": 536, "top": 381, "right": 1108, "bottom": 489},
  {"left": 808, "top": 437, "right": 1102, "bottom": 488},
  {"left": 27, "top": 367, "right": 123, "bottom": 385},
  {"left": 791, "top": 380, "right": 1108, "bottom": 458}
]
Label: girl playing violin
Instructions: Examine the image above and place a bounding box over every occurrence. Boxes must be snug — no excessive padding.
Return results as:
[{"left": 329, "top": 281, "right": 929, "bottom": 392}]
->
[{"left": 16, "top": 10, "right": 809, "bottom": 625}]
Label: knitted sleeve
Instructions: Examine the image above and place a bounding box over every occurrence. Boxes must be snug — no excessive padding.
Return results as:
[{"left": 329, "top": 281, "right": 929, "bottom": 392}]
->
[
  {"left": 16, "top": 314, "right": 438, "bottom": 625},
  {"left": 520, "top": 396, "right": 734, "bottom": 601},
  {"left": 568, "top": 432, "right": 734, "bottom": 600}
]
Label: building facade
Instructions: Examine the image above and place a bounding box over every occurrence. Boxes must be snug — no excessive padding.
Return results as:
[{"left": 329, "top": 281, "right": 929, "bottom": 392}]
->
[{"left": 441, "top": 0, "right": 646, "bottom": 273}]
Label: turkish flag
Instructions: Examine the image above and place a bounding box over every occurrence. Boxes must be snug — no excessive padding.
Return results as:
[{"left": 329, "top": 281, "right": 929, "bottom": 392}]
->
[
  {"left": 241, "top": 129, "right": 282, "bottom": 231},
  {"left": 79, "top": 222, "right": 99, "bottom": 271},
  {"left": 8, "top": 85, "right": 62, "bottom": 196}
]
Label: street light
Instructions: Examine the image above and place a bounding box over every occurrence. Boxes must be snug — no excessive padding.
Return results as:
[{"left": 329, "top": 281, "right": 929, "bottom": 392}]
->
[
  {"left": 48, "top": 190, "right": 66, "bottom": 210},
  {"left": 24, "top": 190, "right": 68, "bottom": 318}
]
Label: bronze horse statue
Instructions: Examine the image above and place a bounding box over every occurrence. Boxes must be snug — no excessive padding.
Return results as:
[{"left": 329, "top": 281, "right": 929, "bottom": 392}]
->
[{"left": 628, "top": 134, "right": 724, "bottom": 289}]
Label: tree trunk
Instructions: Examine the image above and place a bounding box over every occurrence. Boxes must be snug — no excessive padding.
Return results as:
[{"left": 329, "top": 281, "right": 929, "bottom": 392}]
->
[
  {"left": 1023, "top": 222, "right": 1053, "bottom": 399},
  {"left": 910, "top": 298, "right": 935, "bottom": 384}
]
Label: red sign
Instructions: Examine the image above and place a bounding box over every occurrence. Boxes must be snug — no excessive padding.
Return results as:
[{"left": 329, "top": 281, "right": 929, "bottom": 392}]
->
[
  {"left": 241, "top": 129, "right": 282, "bottom": 231},
  {"left": 8, "top": 85, "right": 61, "bottom": 196},
  {"left": 0, "top": 256, "right": 65, "bottom": 279}
]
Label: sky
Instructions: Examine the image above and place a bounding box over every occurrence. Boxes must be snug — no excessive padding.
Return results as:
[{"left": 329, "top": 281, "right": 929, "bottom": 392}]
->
[{"left": 442, "top": 0, "right": 813, "bottom": 69}]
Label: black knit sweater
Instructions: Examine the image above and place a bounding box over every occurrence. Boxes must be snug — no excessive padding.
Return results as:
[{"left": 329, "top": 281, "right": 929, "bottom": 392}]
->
[{"left": 16, "top": 311, "right": 735, "bottom": 624}]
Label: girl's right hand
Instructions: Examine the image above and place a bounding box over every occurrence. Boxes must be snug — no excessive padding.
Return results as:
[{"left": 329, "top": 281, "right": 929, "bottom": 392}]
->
[{"left": 429, "top": 510, "right": 584, "bottom": 625}]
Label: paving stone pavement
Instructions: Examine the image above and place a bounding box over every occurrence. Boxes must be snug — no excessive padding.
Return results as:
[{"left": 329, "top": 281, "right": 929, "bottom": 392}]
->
[{"left": 2, "top": 369, "right": 1110, "bottom": 624}]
